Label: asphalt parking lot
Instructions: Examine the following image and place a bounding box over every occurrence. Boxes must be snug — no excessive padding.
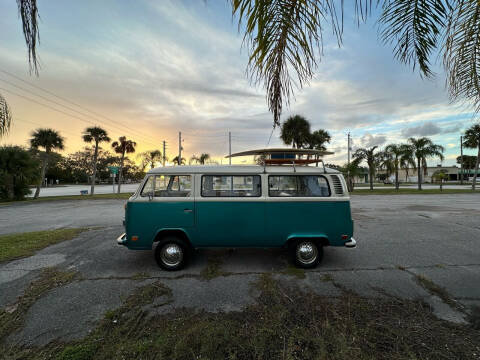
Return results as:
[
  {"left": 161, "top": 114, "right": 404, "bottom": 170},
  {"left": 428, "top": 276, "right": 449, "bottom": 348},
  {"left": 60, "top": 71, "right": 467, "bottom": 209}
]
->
[{"left": 1, "top": 193, "right": 479, "bottom": 346}]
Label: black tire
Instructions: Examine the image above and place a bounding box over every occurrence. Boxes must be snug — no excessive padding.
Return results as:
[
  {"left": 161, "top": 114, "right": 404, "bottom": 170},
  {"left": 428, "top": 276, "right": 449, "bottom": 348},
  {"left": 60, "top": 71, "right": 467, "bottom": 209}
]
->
[
  {"left": 154, "top": 236, "right": 189, "bottom": 271},
  {"left": 289, "top": 239, "right": 323, "bottom": 269}
]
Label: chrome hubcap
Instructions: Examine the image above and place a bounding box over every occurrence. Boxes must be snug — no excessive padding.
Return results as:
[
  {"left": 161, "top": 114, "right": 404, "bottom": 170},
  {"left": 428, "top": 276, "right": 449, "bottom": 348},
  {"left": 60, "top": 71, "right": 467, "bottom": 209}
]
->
[
  {"left": 160, "top": 243, "right": 183, "bottom": 267},
  {"left": 296, "top": 241, "right": 318, "bottom": 265}
]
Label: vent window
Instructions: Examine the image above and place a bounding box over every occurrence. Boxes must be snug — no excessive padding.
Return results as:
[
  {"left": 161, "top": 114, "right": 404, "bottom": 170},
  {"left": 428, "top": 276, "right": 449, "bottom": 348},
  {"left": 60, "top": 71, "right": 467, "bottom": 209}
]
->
[{"left": 330, "top": 175, "right": 344, "bottom": 195}]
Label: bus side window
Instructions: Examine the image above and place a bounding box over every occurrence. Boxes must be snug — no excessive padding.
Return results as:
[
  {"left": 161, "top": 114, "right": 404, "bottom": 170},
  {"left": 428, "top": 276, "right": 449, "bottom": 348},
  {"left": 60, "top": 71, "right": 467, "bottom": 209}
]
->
[{"left": 140, "top": 176, "right": 154, "bottom": 197}]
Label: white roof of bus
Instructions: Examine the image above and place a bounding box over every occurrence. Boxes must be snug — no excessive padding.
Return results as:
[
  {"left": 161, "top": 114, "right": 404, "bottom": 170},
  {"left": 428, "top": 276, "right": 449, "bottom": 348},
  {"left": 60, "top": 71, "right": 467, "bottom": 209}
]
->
[{"left": 148, "top": 165, "right": 340, "bottom": 174}]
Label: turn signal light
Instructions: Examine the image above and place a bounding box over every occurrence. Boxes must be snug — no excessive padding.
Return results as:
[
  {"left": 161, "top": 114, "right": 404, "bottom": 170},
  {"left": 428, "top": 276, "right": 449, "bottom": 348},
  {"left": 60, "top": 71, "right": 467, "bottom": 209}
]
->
[
  {"left": 341, "top": 235, "right": 348, "bottom": 240},
  {"left": 131, "top": 236, "right": 139, "bottom": 241}
]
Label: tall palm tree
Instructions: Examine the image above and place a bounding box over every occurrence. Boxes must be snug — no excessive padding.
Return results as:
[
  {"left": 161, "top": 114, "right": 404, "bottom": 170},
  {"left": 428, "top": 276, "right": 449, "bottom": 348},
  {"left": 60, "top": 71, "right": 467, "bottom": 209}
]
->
[
  {"left": 341, "top": 157, "right": 363, "bottom": 192},
  {"left": 138, "top": 150, "right": 162, "bottom": 170},
  {"left": 353, "top": 146, "right": 380, "bottom": 190},
  {"left": 0, "top": 94, "right": 12, "bottom": 138},
  {"left": 408, "top": 137, "right": 444, "bottom": 190},
  {"left": 111, "top": 136, "right": 136, "bottom": 194},
  {"left": 30, "top": 128, "right": 64, "bottom": 199},
  {"left": 82, "top": 126, "right": 110, "bottom": 195},
  {"left": 280, "top": 115, "right": 311, "bottom": 148},
  {"left": 463, "top": 124, "right": 480, "bottom": 190},
  {"left": 385, "top": 143, "right": 413, "bottom": 190},
  {"left": 172, "top": 156, "right": 186, "bottom": 166},
  {"left": 14, "top": 1, "right": 480, "bottom": 126},
  {"left": 399, "top": 146, "right": 416, "bottom": 183}
]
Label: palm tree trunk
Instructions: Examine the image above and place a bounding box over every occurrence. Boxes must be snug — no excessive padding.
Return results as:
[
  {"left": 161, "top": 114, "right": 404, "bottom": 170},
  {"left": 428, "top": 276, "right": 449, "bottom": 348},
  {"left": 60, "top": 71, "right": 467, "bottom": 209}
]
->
[
  {"left": 369, "top": 166, "right": 374, "bottom": 190},
  {"left": 34, "top": 157, "right": 48, "bottom": 199},
  {"left": 90, "top": 142, "right": 98, "bottom": 196},
  {"left": 473, "top": 145, "right": 480, "bottom": 190},
  {"left": 117, "top": 153, "right": 124, "bottom": 194},
  {"left": 395, "top": 167, "right": 399, "bottom": 190},
  {"left": 417, "top": 158, "right": 422, "bottom": 190}
]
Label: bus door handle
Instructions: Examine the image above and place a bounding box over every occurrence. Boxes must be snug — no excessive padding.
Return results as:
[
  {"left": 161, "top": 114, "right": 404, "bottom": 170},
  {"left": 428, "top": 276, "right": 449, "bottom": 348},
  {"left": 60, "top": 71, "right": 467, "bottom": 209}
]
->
[{"left": 183, "top": 209, "right": 193, "bottom": 213}]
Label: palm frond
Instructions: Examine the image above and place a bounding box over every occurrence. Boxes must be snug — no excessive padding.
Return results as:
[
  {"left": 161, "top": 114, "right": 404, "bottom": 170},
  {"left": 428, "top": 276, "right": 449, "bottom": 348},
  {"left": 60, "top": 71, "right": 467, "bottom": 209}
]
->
[
  {"left": 379, "top": 0, "right": 450, "bottom": 78},
  {"left": 232, "top": 0, "right": 343, "bottom": 126},
  {"left": 0, "top": 93, "right": 12, "bottom": 138},
  {"left": 17, "top": 0, "right": 40, "bottom": 75},
  {"left": 444, "top": 0, "right": 480, "bottom": 112}
]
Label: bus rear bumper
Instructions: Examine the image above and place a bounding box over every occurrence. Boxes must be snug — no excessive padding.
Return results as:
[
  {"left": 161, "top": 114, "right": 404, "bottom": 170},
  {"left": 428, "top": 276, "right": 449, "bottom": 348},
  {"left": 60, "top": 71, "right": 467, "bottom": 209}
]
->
[
  {"left": 117, "top": 233, "right": 127, "bottom": 246},
  {"left": 345, "top": 237, "right": 356, "bottom": 248}
]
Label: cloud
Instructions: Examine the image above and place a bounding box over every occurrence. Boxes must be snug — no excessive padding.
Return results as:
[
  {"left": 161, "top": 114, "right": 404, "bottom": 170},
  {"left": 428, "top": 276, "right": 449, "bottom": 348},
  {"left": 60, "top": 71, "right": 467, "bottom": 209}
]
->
[
  {"left": 359, "top": 133, "right": 387, "bottom": 148},
  {"left": 401, "top": 122, "right": 462, "bottom": 137}
]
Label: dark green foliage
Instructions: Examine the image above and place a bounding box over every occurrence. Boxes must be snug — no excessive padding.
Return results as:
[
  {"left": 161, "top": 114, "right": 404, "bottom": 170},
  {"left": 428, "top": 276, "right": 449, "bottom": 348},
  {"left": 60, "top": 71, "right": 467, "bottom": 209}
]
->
[{"left": 0, "top": 145, "right": 38, "bottom": 200}]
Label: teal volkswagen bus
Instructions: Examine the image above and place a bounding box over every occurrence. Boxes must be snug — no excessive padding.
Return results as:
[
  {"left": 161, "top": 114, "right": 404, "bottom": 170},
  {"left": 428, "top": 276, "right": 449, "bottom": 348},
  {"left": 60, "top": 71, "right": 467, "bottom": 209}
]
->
[{"left": 117, "top": 154, "right": 356, "bottom": 270}]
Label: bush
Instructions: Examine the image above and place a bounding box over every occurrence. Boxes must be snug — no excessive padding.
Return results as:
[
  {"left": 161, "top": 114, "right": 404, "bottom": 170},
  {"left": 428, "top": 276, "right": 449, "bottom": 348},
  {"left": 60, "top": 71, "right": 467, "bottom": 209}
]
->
[{"left": 0, "top": 146, "right": 38, "bottom": 201}]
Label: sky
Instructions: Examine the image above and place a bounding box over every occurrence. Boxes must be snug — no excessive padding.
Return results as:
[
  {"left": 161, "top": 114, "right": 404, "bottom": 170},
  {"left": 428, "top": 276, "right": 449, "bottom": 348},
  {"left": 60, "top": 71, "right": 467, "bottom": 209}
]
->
[{"left": 0, "top": 0, "right": 478, "bottom": 166}]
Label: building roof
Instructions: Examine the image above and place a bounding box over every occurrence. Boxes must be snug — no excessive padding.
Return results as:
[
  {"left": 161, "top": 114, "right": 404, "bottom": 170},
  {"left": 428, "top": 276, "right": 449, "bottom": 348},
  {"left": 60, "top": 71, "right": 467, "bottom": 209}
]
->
[{"left": 148, "top": 165, "right": 340, "bottom": 175}]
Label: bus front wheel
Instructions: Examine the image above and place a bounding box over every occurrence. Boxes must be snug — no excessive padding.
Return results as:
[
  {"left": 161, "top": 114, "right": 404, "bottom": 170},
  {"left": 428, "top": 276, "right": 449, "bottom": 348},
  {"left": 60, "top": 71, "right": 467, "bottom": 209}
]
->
[{"left": 155, "top": 237, "right": 188, "bottom": 271}]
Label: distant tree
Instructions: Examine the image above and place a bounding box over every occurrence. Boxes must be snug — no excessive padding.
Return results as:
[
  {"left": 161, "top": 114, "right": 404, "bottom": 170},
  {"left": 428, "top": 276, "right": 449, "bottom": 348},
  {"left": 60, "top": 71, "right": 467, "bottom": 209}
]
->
[
  {"left": 111, "top": 136, "right": 136, "bottom": 193},
  {"left": 0, "top": 146, "right": 38, "bottom": 200},
  {"left": 190, "top": 153, "right": 211, "bottom": 165},
  {"left": 353, "top": 146, "right": 381, "bottom": 190},
  {"left": 432, "top": 169, "right": 448, "bottom": 191},
  {"left": 82, "top": 126, "right": 110, "bottom": 195},
  {"left": 280, "top": 115, "right": 311, "bottom": 149},
  {"left": 456, "top": 155, "right": 477, "bottom": 170},
  {"left": 408, "top": 137, "right": 445, "bottom": 190},
  {"left": 138, "top": 150, "right": 162, "bottom": 170},
  {"left": 30, "top": 128, "right": 64, "bottom": 199},
  {"left": 306, "top": 129, "right": 331, "bottom": 151},
  {"left": 0, "top": 94, "right": 12, "bottom": 138},
  {"left": 340, "top": 158, "right": 363, "bottom": 192},
  {"left": 463, "top": 124, "right": 480, "bottom": 190},
  {"left": 384, "top": 144, "right": 414, "bottom": 189},
  {"left": 172, "top": 156, "right": 186, "bottom": 165}
]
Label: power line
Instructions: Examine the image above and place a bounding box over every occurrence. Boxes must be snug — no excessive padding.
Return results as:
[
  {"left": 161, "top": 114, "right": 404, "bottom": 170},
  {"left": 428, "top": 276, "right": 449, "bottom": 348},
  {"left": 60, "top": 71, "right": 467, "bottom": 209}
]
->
[
  {"left": 0, "top": 86, "right": 160, "bottom": 148},
  {"left": 0, "top": 69, "right": 161, "bottom": 146}
]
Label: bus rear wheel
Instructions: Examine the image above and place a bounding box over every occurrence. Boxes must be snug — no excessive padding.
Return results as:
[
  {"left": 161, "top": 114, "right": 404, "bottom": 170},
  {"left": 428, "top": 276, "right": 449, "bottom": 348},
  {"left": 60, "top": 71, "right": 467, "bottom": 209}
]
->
[
  {"left": 155, "top": 237, "right": 188, "bottom": 271},
  {"left": 290, "top": 239, "right": 323, "bottom": 269}
]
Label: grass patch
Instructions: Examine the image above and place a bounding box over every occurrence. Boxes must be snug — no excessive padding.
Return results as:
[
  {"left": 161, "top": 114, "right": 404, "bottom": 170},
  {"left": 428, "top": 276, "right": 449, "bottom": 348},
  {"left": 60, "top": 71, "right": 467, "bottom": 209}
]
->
[
  {"left": 200, "top": 255, "right": 226, "bottom": 280},
  {"left": 415, "top": 274, "right": 460, "bottom": 310},
  {"left": 320, "top": 273, "right": 334, "bottom": 282},
  {"left": 0, "top": 267, "right": 78, "bottom": 341},
  {"left": 0, "top": 193, "right": 133, "bottom": 205},
  {"left": 4, "top": 274, "right": 479, "bottom": 359},
  {"left": 352, "top": 188, "right": 480, "bottom": 195},
  {"left": 0, "top": 228, "right": 90, "bottom": 263},
  {"left": 283, "top": 265, "right": 306, "bottom": 279}
]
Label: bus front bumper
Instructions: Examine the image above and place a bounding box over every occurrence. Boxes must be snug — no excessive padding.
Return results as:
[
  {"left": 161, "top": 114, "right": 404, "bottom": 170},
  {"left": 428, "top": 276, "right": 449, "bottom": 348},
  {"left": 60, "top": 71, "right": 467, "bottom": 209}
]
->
[
  {"left": 117, "top": 233, "right": 127, "bottom": 246},
  {"left": 345, "top": 237, "right": 356, "bottom": 248}
]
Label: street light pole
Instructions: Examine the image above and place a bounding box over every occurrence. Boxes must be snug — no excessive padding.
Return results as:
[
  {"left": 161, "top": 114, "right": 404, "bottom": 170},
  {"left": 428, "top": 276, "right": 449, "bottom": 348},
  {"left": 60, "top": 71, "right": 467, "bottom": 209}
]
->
[
  {"left": 229, "top": 131, "right": 231, "bottom": 165},
  {"left": 460, "top": 135, "right": 464, "bottom": 185}
]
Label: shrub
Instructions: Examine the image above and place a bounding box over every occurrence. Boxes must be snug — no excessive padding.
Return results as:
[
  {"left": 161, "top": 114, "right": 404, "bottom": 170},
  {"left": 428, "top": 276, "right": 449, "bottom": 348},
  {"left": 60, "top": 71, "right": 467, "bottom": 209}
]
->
[{"left": 0, "top": 146, "right": 38, "bottom": 201}]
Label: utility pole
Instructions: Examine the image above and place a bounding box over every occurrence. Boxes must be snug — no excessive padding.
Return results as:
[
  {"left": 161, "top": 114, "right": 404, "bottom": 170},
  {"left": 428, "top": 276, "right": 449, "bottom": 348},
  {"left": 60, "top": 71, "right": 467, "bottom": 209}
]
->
[
  {"left": 460, "top": 135, "right": 464, "bottom": 185},
  {"left": 162, "top": 140, "right": 167, "bottom": 166},
  {"left": 347, "top": 132, "right": 351, "bottom": 166},
  {"left": 178, "top": 132, "right": 182, "bottom": 166},
  {"left": 229, "top": 131, "right": 232, "bottom": 165}
]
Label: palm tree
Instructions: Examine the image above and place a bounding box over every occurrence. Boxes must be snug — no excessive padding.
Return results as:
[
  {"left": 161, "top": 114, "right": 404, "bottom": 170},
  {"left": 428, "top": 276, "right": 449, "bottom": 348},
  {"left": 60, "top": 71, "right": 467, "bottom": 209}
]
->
[
  {"left": 353, "top": 146, "right": 380, "bottom": 190},
  {"left": 399, "top": 146, "right": 416, "bottom": 183},
  {"left": 408, "top": 137, "right": 444, "bottom": 190},
  {"left": 190, "top": 153, "right": 210, "bottom": 165},
  {"left": 138, "top": 150, "right": 162, "bottom": 170},
  {"left": 384, "top": 144, "right": 413, "bottom": 190},
  {"left": 432, "top": 169, "right": 448, "bottom": 191},
  {"left": 14, "top": 1, "right": 480, "bottom": 126},
  {"left": 82, "top": 126, "right": 110, "bottom": 195},
  {"left": 30, "top": 128, "right": 64, "bottom": 199},
  {"left": 111, "top": 136, "right": 136, "bottom": 194},
  {"left": 463, "top": 124, "right": 480, "bottom": 190},
  {"left": 280, "top": 115, "right": 311, "bottom": 148},
  {"left": 341, "top": 157, "right": 363, "bottom": 192},
  {"left": 0, "top": 94, "right": 12, "bottom": 138},
  {"left": 172, "top": 156, "right": 186, "bottom": 165}
]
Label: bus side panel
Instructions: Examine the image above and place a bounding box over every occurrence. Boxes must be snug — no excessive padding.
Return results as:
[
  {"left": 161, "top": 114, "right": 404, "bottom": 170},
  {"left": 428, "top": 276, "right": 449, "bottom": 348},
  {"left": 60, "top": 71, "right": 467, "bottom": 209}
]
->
[
  {"left": 194, "top": 200, "right": 265, "bottom": 247},
  {"left": 264, "top": 200, "right": 353, "bottom": 247},
  {"left": 125, "top": 200, "right": 195, "bottom": 249}
]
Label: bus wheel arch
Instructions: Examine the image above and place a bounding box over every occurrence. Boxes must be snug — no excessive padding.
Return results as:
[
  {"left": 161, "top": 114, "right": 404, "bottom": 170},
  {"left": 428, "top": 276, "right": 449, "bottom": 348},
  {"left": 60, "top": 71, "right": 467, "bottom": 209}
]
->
[{"left": 286, "top": 237, "right": 327, "bottom": 269}]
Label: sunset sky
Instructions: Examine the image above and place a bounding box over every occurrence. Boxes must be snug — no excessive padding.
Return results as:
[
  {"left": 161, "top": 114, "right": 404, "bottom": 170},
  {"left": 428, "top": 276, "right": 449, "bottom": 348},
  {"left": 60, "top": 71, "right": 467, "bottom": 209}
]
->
[{"left": 0, "top": 0, "right": 477, "bottom": 166}]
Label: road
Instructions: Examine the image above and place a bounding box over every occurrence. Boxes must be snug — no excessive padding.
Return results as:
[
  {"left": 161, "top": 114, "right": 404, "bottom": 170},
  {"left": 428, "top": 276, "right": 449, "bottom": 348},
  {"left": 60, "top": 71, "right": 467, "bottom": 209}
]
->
[{"left": 1, "top": 193, "right": 479, "bottom": 346}]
